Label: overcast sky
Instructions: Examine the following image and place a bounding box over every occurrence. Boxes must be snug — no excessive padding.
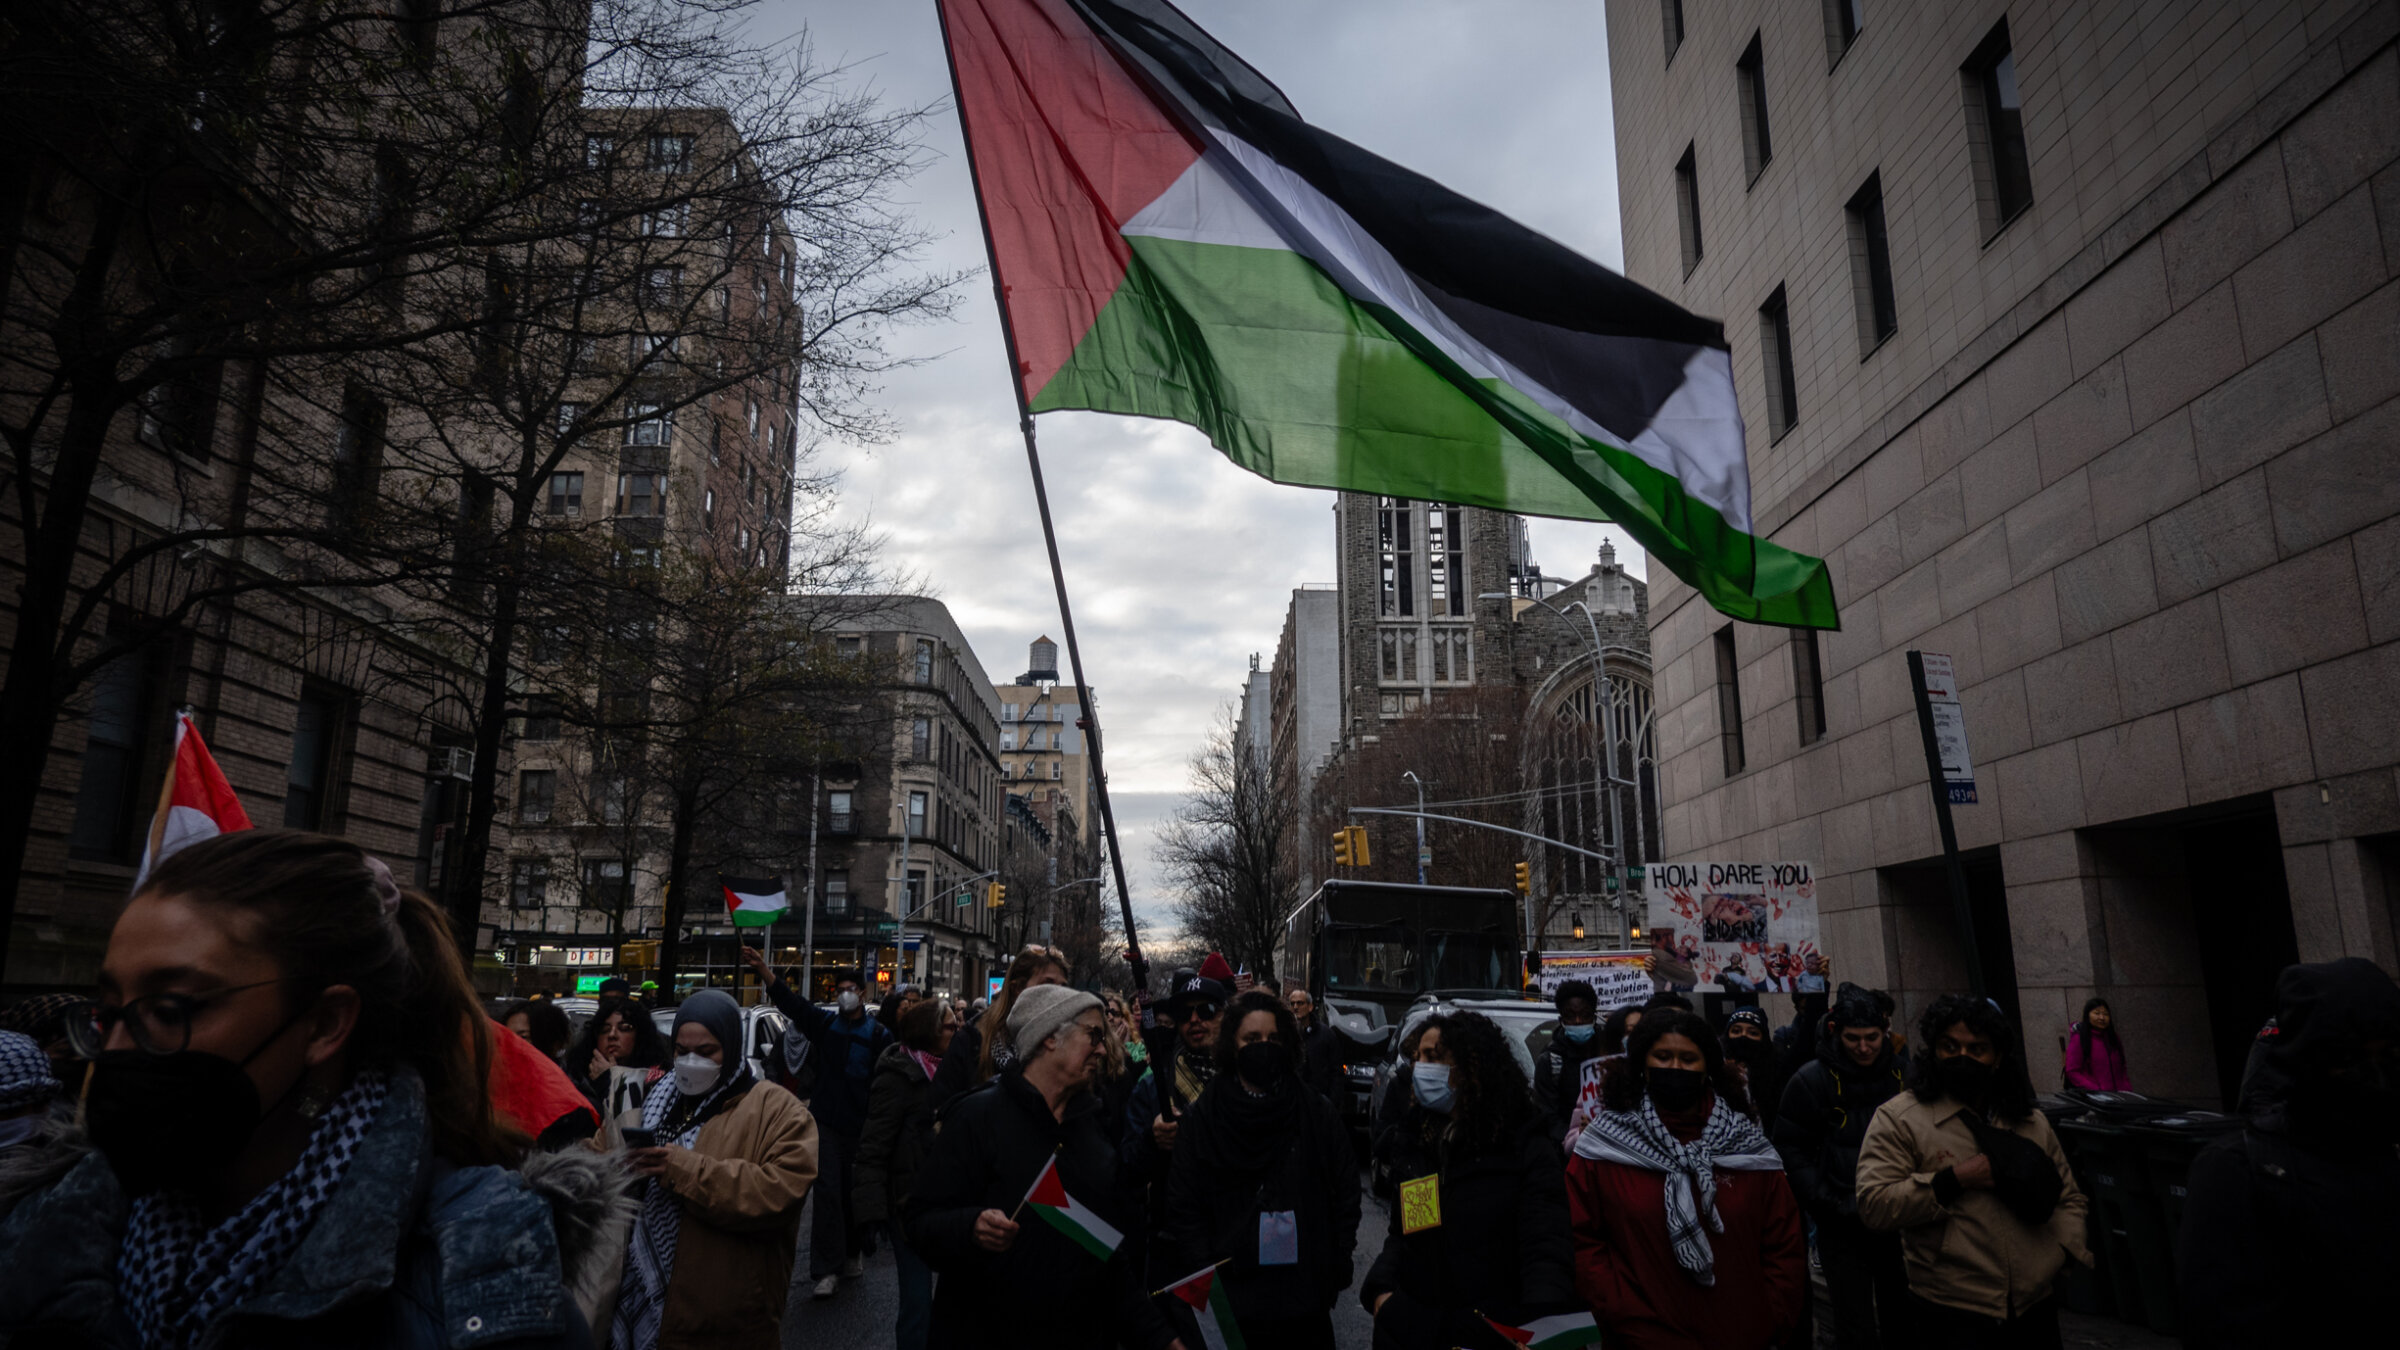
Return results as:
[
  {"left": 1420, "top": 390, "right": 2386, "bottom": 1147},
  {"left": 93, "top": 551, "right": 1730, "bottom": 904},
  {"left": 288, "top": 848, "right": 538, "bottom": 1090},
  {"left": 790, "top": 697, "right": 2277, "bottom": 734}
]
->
[{"left": 757, "top": 1, "right": 1649, "bottom": 928}]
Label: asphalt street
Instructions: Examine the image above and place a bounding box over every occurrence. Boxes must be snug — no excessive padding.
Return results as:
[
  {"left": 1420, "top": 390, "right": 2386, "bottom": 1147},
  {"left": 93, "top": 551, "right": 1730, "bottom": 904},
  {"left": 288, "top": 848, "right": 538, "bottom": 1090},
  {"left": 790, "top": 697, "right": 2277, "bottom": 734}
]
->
[{"left": 780, "top": 1169, "right": 1389, "bottom": 1349}]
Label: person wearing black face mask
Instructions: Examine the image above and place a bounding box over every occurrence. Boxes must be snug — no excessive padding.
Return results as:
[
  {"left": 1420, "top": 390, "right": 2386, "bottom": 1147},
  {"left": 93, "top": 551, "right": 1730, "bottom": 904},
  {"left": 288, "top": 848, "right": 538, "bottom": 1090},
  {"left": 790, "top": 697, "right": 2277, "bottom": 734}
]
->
[
  {"left": 2177, "top": 958, "right": 2400, "bottom": 1349},
  {"left": 1856, "top": 995, "right": 2087, "bottom": 1348},
  {"left": 1722, "top": 1007, "right": 1788, "bottom": 1126},
  {"left": 0, "top": 830, "right": 614, "bottom": 1348},
  {"left": 1165, "top": 990, "right": 1359, "bottom": 1349},
  {"left": 1566, "top": 1009, "right": 1804, "bottom": 1350}
]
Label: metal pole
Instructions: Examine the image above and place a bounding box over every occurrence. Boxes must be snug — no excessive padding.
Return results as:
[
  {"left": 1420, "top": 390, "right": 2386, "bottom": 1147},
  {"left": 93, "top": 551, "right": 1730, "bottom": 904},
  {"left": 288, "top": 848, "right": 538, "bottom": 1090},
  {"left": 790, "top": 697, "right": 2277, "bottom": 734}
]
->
[
  {"left": 894, "top": 793, "right": 913, "bottom": 993},
  {"left": 937, "top": 9, "right": 1150, "bottom": 999},
  {"left": 1405, "top": 771, "right": 1427, "bottom": 885},
  {"left": 802, "top": 759, "right": 820, "bottom": 1002},
  {"left": 1906, "top": 651, "right": 1986, "bottom": 999}
]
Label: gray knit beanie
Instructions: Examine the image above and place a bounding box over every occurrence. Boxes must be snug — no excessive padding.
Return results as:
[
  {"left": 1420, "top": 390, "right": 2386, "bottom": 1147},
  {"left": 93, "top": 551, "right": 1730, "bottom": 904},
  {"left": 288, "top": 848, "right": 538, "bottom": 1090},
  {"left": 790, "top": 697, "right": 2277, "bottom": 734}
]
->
[{"left": 1008, "top": 984, "right": 1102, "bottom": 1062}]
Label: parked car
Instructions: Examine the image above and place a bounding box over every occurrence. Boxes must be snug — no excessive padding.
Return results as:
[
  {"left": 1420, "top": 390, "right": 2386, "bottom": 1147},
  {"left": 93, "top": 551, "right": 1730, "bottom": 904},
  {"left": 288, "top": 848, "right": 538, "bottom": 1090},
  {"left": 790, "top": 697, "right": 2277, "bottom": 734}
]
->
[{"left": 649, "top": 1002, "right": 794, "bottom": 1087}]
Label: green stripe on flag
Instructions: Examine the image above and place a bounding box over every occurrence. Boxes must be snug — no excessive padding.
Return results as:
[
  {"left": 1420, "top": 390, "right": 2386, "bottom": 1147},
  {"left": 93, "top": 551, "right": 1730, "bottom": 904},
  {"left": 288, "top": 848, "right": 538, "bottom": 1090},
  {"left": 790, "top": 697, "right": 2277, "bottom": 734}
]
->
[
  {"left": 1030, "top": 1202, "right": 1120, "bottom": 1261},
  {"left": 730, "top": 907, "right": 787, "bottom": 928},
  {"left": 1036, "top": 236, "right": 1835, "bottom": 628}
]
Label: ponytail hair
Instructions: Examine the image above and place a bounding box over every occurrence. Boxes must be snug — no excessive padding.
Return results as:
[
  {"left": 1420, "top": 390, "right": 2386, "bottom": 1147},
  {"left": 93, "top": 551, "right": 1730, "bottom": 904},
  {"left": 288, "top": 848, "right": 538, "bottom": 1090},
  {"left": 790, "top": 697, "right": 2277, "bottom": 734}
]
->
[{"left": 136, "top": 829, "right": 524, "bottom": 1166}]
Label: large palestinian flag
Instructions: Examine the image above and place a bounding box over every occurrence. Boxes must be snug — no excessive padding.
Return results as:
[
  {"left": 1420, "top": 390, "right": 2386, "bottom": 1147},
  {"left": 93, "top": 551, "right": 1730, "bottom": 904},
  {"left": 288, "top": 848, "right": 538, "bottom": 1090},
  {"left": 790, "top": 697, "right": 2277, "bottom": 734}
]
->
[{"left": 937, "top": 0, "right": 1837, "bottom": 628}]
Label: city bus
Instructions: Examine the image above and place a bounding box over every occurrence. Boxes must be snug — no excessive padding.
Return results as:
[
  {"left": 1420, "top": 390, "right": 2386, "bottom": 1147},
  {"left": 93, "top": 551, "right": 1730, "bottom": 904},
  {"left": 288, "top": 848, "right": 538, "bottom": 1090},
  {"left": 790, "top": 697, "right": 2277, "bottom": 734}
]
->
[{"left": 1274, "top": 879, "right": 1527, "bottom": 1024}]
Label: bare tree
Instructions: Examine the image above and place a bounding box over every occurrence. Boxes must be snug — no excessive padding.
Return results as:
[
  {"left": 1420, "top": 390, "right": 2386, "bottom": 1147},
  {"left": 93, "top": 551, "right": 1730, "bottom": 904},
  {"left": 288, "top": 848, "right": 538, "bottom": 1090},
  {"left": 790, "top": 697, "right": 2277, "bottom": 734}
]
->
[
  {"left": 0, "top": 0, "right": 959, "bottom": 959},
  {"left": 1156, "top": 705, "right": 1290, "bottom": 977}
]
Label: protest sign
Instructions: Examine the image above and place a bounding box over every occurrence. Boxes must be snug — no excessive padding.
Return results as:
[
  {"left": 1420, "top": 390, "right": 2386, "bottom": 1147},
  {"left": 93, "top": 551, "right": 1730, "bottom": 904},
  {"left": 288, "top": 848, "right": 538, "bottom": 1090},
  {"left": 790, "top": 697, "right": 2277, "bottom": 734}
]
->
[
  {"left": 1532, "top": 951, "right": 1650, "bottom": 1008},
  {"left": 1644, "top": 860, "right": 1821, "bottom": 993}
]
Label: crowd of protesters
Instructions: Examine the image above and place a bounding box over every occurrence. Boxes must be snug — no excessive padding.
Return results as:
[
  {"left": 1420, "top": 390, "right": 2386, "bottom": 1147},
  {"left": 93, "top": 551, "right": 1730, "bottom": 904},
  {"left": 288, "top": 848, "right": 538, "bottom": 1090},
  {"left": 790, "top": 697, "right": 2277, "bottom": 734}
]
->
[{"left": 0, "top": 826, "right": 2394, "bottom": 1350}]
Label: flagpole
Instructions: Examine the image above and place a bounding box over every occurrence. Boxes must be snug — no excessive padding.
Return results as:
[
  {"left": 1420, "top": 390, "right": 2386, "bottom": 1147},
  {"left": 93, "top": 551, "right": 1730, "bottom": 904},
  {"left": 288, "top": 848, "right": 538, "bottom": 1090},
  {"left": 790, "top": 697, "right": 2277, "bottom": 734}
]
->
[
  {"left": 1151, "top": 1258, "right": 1234, "bottom": 1298},
  {"left": 936, "top": 1, "right": 1149, "bottom": 1001},
  {"left": 801, "top": 757, "right": 821, "bottom": 1002}
]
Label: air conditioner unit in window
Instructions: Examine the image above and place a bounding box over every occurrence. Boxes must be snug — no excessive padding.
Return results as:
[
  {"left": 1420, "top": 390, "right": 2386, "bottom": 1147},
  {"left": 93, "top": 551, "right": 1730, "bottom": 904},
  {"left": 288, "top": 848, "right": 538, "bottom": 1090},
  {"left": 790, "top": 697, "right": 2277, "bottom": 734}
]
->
[{"left": 428, "top": 747, "right": 475, "bottom": 780}]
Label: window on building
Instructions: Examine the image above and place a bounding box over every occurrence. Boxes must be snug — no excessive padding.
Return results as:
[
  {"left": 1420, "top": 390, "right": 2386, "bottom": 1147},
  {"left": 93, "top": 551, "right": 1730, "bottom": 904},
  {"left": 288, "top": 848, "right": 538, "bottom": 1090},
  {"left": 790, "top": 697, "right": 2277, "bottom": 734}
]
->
[
  {"left": 912, "top": 717, "right": 932, "bottom": 760},
  {"left": 1737, "top": 34, "right": 1773, "bottom": 185},
  {"left": 836, "top": 635, "right": 861, "bottom": 660},
  {"left": 67, "top": 646, "right": 156, "bottom": 864},
  {"left": 631, "top": 331, "right": 679, "bottom": 365},
  {"left": 625, "top": 402, "right": 671, "bottom": 446},
  {"left": 906, "top": 869, "right": 926, "bottom": 911},
  {"left": 647, "top": 133, "right": 693, "bottom": 174},
  {"left": 1825, "top": 0, "right": 1863, "bottom": 65},
  {"left": 510, "top": 858, "right": 550, "bottom": 909},
  {"left": 139, "top": 334, "right": 224, "bottom": 464},
  {"left": 746, "top": 397, "right": 759, "bottom": 435},
  {"left": 1713, "top": 625, "right": 1746, "bottom": 776},
  {"left": 1660, "top": 0, "right": 1685, "bottom": 63},
  {"left": 517, "top": 769, "right": 556, "bottom": 824},
  {"left": 520, "top": 696, "right": 560, "bottom": 742},
  {"left": 1050, "top": 760, "right": 1062, "bottom": 780},
  {"left": 640, "top": 202, "right": 688, "bottom": 237},
  {"left": 546, "top": 471, "right": 583, "bottom": 517},
  {"left": 555, "top": 402, "right": 582, "bottom": 441},
  {"left": 394, "top": 0, "right": 439, "bottom": 63},
  {"left": 828, "top": 790, "right": 854, "bottom": 833},
  {"left": 640, "top": 266, "right": 681, "bottom": 306},
  {"left": 1758, "top": 284, "right": 1798, "bottom": 441},
  {"left": 908, "top": 790, "right": 928, "bottom": 838},
  {"left": 283, "top": 690, "right": 344, "bottom": 830},
  {"left": 1430, "top": 628, "right": 1472, "bottom": 684},
  {"left": 1377, "top": 498, "right": 1415, "bottom": 617},
  {"left": 1847, "top": 172, "right": 1898, "bottom": 353},
  {"left": 330, "top": 385, "right": 387, "bottom": 530},
  {"left": 1790, "top": 629, "right": 1827, "bottom": 745},
  {"left": 600, "top": 773, "right": 631, "bottom": 824},
  {"left": 582, "top": 858, "right": 631, "bottom": 909},
  {"left": 914, "top": 638, "right": 935, "bottom": 684},
  {"left": 702, "top": 488, "right": 715, "bottom": 529},
  {"left": 1965, "top": 21, "right": 2033, "bottom": 237},
  {"left": 584, "top": 134, "right": 614, "bottom": 169},
  {"left": 615, "top": 472, "right": 664, "bottom": 517},
  {"left": 1674, "top": 144, "right": 1703, "bottom": 277},
  {"left": 1427, "top": 505, "right": 1465, "bottom": 616},
  {"left": 824, "top": 869, "right": 851, "bottom": 916}
]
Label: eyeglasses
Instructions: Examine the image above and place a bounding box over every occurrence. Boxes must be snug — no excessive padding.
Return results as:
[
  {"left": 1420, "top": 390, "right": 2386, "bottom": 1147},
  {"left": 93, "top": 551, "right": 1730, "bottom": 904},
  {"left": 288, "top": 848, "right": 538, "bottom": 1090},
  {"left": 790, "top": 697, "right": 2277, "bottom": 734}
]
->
[
  {"left": 1074, "top": 1022, "right": 1109, "bottom": 1046},
  {"left": 66, "top": 979, "right": 286, "bottom": 1059}
]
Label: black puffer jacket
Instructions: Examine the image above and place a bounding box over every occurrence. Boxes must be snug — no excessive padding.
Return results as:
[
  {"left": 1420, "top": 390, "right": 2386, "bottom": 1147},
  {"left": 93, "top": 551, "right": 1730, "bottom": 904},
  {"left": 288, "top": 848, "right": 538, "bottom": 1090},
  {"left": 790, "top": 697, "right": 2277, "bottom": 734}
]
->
[
  {"left": 2178, "top": 958, "right": 2400, "bottom": 1349},
  {"left": 1361, "top": 1108, "right": 1576, "bottom": 1318},
  {"left": 906, "top": 1068, "right": 1173, "bottom": 1350},
  {"left": 1165, "top": 1071, "right": 1360, "bottom": 1322},
  {"left": 855, "top": 1043, "right": 935, "bottom": 1224},
  {"left": 1772, "top": 1041, "right": 1906, "bottom": 1223}
]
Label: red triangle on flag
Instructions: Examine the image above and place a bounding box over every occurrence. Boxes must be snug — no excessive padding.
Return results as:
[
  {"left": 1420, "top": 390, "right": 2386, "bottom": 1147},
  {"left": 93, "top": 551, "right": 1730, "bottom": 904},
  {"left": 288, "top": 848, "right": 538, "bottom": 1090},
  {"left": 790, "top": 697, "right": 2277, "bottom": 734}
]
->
[
  {"left": 1485, "top": 1318, "right": 1536, "bottom": 1346},
  {"left": 1024, "top": 1155, "right": 1070, "bottom": 1209},
  {"left": 1164, "top": 1267, "right": 1215, "bottom": 1310}
]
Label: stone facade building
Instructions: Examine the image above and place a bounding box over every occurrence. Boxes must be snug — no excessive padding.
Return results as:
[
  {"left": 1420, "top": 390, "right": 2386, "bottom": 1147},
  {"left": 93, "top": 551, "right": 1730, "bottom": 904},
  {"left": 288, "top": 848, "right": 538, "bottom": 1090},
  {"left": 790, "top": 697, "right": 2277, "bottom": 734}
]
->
[
  {"left": 1270, "top": 585, "right": 1343, "bottom": 897},
  {"left": 995, "top": 636, "right": 1097, "bottom": 846},
  {"left": 1608, "top": 0, "right": 2400, "bottom": 1102}
]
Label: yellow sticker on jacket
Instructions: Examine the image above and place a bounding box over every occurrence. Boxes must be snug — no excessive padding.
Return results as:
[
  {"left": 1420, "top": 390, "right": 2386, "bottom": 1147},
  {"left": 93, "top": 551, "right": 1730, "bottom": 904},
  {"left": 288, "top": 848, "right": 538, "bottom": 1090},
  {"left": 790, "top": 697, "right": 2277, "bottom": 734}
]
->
[{"left": 1399, "top": 1173, "right": 1442, "bottom": 1234}]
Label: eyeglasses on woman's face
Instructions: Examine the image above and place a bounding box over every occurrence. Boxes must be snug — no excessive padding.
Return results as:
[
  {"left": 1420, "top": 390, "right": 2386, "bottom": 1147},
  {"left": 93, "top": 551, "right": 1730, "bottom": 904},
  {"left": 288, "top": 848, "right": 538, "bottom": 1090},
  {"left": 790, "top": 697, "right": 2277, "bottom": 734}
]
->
[{"left": 66, "top": 980, "right": 286, "bottom": 1058}]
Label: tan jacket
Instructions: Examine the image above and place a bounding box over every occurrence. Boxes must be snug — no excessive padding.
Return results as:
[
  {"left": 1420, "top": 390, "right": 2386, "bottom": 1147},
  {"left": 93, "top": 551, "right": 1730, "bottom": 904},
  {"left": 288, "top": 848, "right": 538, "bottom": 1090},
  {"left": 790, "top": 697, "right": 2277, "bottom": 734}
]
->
[
  {"left": 657, "top": 1081, "right": 819, "bottom": 1350},
  {"left": 1853, "top": 1091, "right": 2090, "bottom": 1320}
]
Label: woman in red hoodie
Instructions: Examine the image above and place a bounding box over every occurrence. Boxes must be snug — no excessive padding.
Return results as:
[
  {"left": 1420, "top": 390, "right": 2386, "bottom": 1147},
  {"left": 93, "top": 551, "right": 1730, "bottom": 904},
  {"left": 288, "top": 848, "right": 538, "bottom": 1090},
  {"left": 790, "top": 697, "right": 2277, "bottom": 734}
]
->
[{"left": 1566, "top": 1010, "right": 1806, "bottom": 1350}]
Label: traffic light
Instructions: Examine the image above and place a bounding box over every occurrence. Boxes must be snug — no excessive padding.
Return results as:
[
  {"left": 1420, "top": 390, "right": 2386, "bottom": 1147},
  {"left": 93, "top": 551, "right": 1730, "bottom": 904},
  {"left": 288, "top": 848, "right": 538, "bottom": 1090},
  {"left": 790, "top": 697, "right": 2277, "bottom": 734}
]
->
[
  {"left": 1332, "top": 824, "right": 1370, "bottom": 868},
  {"left": 1513, "top": 861, "right": 1531, "bottom": 894},
  {"left": 1348, "top": 825, "right": 1370, "bottom": 867},
  {"left": 1332, "top": 827, "right": 1353, "bottom": 867},
  {"left": 987, "top": 881, "right": 1007, "bottom": 909}
]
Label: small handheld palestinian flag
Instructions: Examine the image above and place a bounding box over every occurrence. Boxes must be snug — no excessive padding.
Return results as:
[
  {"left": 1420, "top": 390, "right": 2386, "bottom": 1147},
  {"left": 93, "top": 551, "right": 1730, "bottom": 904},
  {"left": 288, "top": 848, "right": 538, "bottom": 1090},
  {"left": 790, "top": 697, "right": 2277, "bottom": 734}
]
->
[
  {"left": 937, "top": 0, "right": 1837, "bottom": 628},
  {"left": 720, "top": 876, "right": 789, "bottom": 928},
  {"left": 1019, "top": 1154, "right": 1124, "bottom": 1260},
  {"left": 1484, "top": 1310, "right": 1602, "bottom": 1350},
  {"left": 1162, "top": 1263, "right": 1246, "bottom": 1350},
  {"left": 136, "top": 711, "right": 253, "bottom": 889}
]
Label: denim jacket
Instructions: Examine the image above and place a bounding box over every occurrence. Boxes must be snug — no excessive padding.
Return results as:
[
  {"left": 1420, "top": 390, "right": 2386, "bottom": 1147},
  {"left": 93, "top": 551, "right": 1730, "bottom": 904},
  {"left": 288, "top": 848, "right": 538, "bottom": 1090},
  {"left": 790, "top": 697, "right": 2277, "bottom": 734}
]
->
[{"left": 0, "top": 1066, "right": 611, "bottom": 1350}]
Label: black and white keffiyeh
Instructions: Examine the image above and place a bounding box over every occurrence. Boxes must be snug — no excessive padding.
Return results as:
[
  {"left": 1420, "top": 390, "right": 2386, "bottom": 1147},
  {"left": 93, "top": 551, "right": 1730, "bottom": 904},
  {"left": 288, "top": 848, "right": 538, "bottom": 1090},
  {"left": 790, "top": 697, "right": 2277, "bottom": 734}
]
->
[
  {"left": 611, "top": 1066, "right": 751, "bottom": 1350},
  {"left": 117, "top": 1070, "right": 390, "bottom": 1349},
  {"left": 1571, "top": 1093, "right": 1782, "bottom": 1286}
]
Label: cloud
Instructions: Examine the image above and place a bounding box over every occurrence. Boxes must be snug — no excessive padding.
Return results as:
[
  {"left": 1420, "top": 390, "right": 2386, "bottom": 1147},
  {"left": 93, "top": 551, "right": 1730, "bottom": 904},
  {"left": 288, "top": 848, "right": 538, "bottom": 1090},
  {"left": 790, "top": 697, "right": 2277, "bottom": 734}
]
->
[{"left": 761, "top": 1, "right": 1650, "bottom": 936}]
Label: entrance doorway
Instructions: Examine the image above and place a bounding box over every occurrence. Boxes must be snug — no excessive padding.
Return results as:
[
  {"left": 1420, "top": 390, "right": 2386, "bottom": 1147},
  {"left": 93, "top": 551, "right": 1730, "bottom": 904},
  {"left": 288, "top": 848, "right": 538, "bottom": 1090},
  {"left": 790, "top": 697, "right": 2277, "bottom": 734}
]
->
[{"left": 1877, "top": 847, "right": 2019, "bottom": 1030}]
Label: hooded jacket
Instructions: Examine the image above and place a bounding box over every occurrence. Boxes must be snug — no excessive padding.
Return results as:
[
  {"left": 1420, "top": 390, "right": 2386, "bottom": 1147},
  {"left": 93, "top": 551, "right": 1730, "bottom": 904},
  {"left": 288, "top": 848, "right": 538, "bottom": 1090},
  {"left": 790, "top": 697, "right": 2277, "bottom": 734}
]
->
[
  {"left": 2177, "top": 958, "right": 2400, "bottom": 1349},
  {"left": 1771, "top": 1030, "right": 1906, "bottom": 1224},
  {"left": 907, "top": 1068, "right": 1174, "bottom": 1350},
  {"left": 1164, "top": 1067, "right": 1360, "bottom": 1323},
  {"left": 0, "top": 1067, "right": 627, "bottom": 1350},
  {"left": 648, "top": 1071, "right": 818, "bottom": 1350}
]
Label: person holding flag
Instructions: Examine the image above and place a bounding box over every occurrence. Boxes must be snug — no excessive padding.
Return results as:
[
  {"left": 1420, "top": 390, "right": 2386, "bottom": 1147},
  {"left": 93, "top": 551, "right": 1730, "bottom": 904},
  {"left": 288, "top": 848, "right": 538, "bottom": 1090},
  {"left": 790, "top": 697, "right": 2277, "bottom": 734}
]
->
[
  {"left": 906, "top": 984, "right": 1182, "bottom": 1350},
  {"left": 741, "top": 946, "right": 891, "bottom": 1298},
  {"left": 1362, "top": 1012, "right": 1585, "bottom": 1350},
  {"left": 1165, "top": 989, "right": 1360, "bottom": 1349}
]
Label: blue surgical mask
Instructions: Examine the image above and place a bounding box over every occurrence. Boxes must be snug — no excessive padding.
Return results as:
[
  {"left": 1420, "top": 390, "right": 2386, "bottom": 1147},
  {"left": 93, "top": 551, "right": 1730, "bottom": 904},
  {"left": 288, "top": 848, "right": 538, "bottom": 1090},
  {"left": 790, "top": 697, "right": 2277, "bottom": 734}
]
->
[
  {"left": 1561, "top": 1023, "right": 1596, "bottom": 1043},
  {"left": 1411, "top": 1061, "right": 1454, "bottom": 1114}
]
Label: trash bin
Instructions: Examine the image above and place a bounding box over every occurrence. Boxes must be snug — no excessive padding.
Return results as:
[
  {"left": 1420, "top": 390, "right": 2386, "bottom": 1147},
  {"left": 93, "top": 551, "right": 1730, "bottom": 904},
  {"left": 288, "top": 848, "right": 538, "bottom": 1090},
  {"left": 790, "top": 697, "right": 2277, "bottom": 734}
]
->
[
  {"left": 2055, "top": 1118, "right": 2165, "bottom": 1329},
  {"left": 2130, "top": 1110, "right": 2244, "bottom": 1335}
]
